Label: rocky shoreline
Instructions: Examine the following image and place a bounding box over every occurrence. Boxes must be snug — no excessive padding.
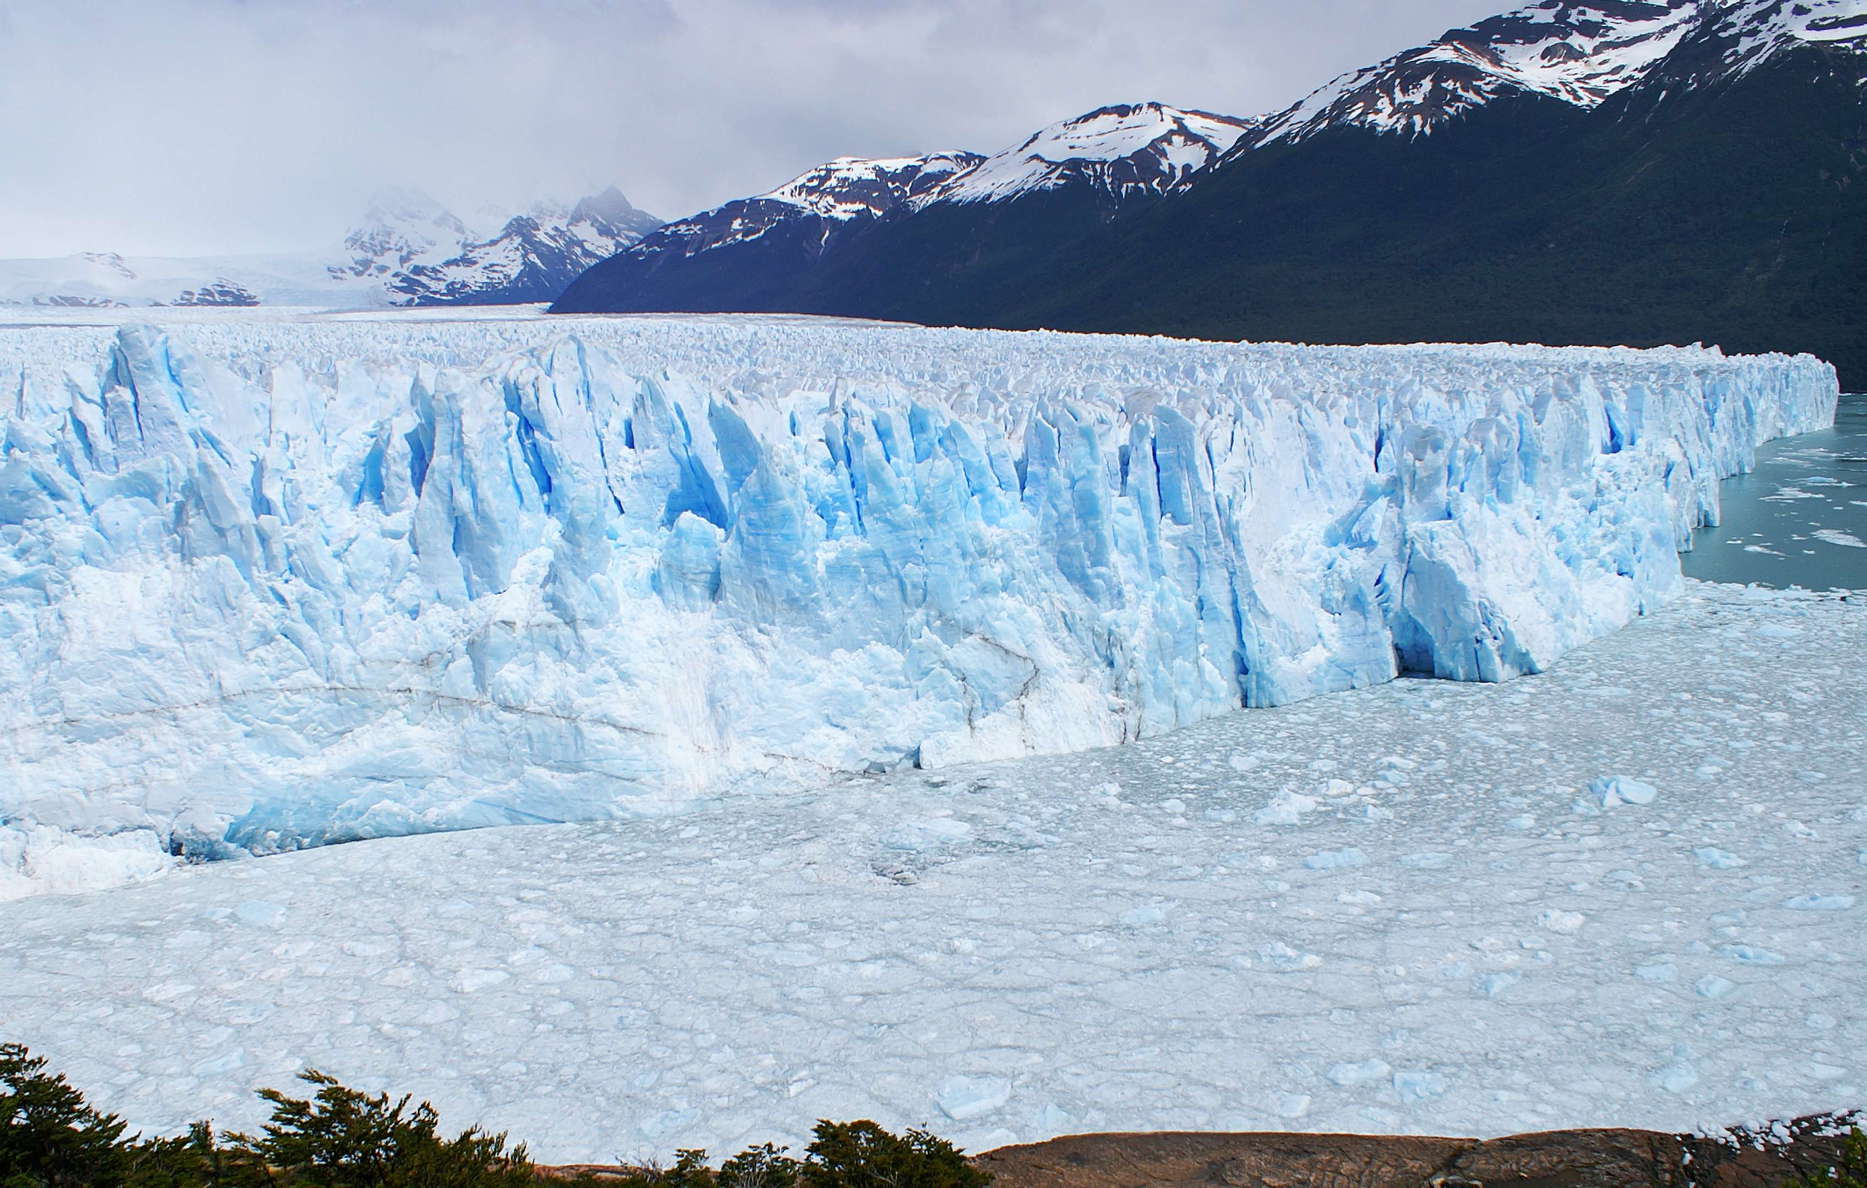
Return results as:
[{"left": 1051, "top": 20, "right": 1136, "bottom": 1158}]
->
[{"left": 546, "top": 1117, "right": 1859, "bottom": 1187}]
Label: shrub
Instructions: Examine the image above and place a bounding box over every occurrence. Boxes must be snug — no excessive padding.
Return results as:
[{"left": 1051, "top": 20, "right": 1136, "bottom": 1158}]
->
[
  {"left": 0, "top": 1041, "right": 131, "bottom": 1188},
  {"left": 800, "top": 1121, "right": 987, "bottom": 1188},
  {"left": 231, "top": 1071, "right": 535, "bottom": 1188},
  {"left": 0, "top": 1044, "right": 989, "bottom": 1188}
]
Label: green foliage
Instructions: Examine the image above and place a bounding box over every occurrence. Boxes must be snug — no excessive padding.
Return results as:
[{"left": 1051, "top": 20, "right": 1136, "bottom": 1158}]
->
[
  {"left": 0, "top": 1044, "right": 990, "bottom": 1188},
  {"left": 1789, "top": 1127, "right": 1867, "bottom": 1187},
  {"left": 716, "top": 1143, "right": 798, "bottom": 1188},
  {"left": 611, "top": 1120, "right": 988, "bottom": 1188},
  {"left": 800, "top": 1121, "right": 987, "bottom": 1188},
  {"left": 1, "top": 1041, "right": 131, "bottom": 1188},
  {"left": 233, "top": 1070, "right": 535, "bottom": 1188}
]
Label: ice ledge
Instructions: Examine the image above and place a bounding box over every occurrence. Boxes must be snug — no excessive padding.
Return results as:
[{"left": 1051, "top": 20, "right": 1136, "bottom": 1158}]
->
[{"left": 0, "top": 317, "right": 1839, "bottom": 874}]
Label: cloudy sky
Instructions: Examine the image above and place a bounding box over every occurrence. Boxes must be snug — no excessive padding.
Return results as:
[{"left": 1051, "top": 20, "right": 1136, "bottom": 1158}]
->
[{"left": 0, "top": 0, "right": 1506, "bottom": 258}]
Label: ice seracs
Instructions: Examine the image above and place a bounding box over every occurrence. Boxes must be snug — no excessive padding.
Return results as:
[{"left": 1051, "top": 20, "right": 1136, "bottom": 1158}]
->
[{"left": 0, "top": 312, "right": 1835, "bottom": 876}]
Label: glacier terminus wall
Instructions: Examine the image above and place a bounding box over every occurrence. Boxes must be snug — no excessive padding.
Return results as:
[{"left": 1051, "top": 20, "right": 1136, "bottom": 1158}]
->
[{"left": 0, "top": 313, "right": 1838, "bottom": 883}]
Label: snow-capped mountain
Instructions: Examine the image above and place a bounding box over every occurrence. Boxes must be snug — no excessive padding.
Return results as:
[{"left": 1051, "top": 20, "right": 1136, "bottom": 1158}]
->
[
  {"left": 634, "top": 153, "right": 983, "bottom": 262},
  {"left": 329, "top": 186, "right": 474, "bottom": 281},
  {"left": 923, "top": 103, "right": 1259, "bottom": 204},
  {"left": 552, "top": 0, "right": 1867, "bottom": 386},
  {"left": 0, "top": 187, "right": 661, "bottom": 311},
  {"left": 1251, "top": 0, "right": 1867, "bottom": 144},
  {"left": 1690, "top": 0, "right": 1867, "bottom": 77},
  {"left": 387, "top": 187, "right": 662, "bottom": 305},
  {"left": 551, "top": 104, "right": 1251, "bottom": 313},
  {"left": 1253, "top": 1, "right": 1700, "bottom": 143}
]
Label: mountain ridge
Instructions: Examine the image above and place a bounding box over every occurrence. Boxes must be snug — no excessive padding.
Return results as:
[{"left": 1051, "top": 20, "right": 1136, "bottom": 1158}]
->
[
  {"left": 0, "top": 185, "right": 662, "bottom": 310},
  {"left": 551, "top": 0, "right": 1867, "bottom": 387}
]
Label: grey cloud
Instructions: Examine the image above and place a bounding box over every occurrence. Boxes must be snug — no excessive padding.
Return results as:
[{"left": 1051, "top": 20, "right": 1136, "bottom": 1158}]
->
[{"left": 0, "top": 0, "right": 1504, "bottom": 257}]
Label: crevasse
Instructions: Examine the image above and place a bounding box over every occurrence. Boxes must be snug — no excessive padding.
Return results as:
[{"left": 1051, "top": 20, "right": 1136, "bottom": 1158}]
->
[{"left": 0, "top": 317, "right": 1837, "bottom": 870}]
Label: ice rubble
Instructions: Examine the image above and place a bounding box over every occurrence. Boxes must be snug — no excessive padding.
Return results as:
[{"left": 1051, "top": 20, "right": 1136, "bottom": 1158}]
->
[
  {"left": 2, "top": 583, "right": 1863, "bottom": 1157},
  {"left": 0, "top": 314, "right": 1838, "bottom": 867}
]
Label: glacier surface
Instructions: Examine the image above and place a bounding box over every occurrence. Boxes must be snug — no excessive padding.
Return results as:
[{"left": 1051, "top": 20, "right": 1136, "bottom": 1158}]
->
[{"left": 0, "top": 312, "right": 1838, "bottom": 875}]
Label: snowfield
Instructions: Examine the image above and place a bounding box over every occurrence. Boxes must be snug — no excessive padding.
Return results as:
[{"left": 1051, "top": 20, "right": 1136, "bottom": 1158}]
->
[
  {"left": 1, "top": 582, "right": 1861, "bottom": 1160},
  {"left": 0, "top": 311, "right": 1838, "bottom": 883}
]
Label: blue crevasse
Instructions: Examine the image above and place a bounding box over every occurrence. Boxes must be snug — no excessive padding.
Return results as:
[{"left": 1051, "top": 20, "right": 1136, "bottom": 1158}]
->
[{"left": 0, "top": 317, "right": 1838, "bottom": 867}]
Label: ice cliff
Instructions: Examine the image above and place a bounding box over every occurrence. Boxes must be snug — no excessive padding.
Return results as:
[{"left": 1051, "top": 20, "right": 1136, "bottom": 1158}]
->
[{"left": 0, "top": 315, "right": 1837, "bottom": 882}]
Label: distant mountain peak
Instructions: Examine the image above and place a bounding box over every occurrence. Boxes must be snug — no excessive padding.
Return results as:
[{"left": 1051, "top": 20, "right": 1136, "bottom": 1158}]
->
[
  {"left": 926, "top": 102, "right": 1260, "bottom": 204},
  {"left": 627, "top": 152, "right": 984, "bottom": 262},
  {"left": 1698, "top": 0, "right": 1867, "bottom": 77},
  {"left": 1257, "top": 1, "right": 1701, "bottom": 142},
  {"left": 335, "top": 186, "right": 471, "bottom": 279},
  {"left": 1254, "top": 0, "right": 1867, "bottom": 146},
  {"left": 758, "top": 153, "right": 986, "bottom": 219},
  {"left": 380, "top": 186, "right": 662, "bottom": 306}
]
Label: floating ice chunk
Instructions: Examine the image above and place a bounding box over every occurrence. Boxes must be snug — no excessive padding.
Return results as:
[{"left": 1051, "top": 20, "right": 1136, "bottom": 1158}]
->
[
  {"left": 1275, "top": 1093, "right": 1311, "bottom": 1119},
  {"left": 1326, "top": 1058, "right": 1391, "bottom": 1087},
  {"left": 1255, "top": 791, "right": 1320, "bottom": 827},
  {"left": 234, "top": 901, "right": 287, "bottom": 928},
  {"left": 1652, "top": 1061, "right": 1699, "bottom": 1093},
  {"left": 1256, "top": 941, "right": 1322, "bottom": 972},
  {"left": 1719, "top": 944, "right": 1787, "bottom": 965},
  {"left": 1813, "top": 529, "right": 1867, "bottom": 549},
  {"left": 1399, "top": 853, "right": 1452, "bottom": 871},
  {"left": 1120, "top": 904, "right": 1170, "bottom": 927},
  {"left": 884, "top": 818, "right": 974, "bottom": 852},
  {"left": 1477, "top": 971, "right": 1521, "bottom": 997},
  {"left": 1538, "top": 909, "right": 1587, "bottom": 934},
  {"left": 1393, "top": 1070, "right": 1449, "bottom": 1103},
  {"left": 452, "top": 969, "right": 511, "bottom": 993},
  {"left": 936, "top": 1075, "right": 1012, "bottom": 1121},
  {"left": 1634, "top": 960, "right": 1677, "bottom": 983},
  {"left": 1030, "top": 1103, "right": 1072, "bottom": 1133},
  {"left": 1694, "top": 847, "right": 1745, "bottom": 870},
  {"left": 1590, "top": 777, "right": 1658, "bottom": 807},
  {"left": 1696, "top": 975, "right": 1737, "bottom": 999},
  {"left": 1304, "top": 847, "right": 1367, "bottom": 871},
  {"left": 1782, "top": 894, "right": 1855, "bottom": 911}
]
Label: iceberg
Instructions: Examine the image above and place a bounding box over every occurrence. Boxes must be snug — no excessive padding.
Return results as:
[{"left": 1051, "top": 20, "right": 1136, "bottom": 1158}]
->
[{"left": 0, "top": 314, "right": 1837, "bottom": 871}]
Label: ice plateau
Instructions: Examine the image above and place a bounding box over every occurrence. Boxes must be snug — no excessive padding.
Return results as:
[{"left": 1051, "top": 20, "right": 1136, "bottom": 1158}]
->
[{"left": 0, "top": 312, "right": 1838, "bottom": 881}]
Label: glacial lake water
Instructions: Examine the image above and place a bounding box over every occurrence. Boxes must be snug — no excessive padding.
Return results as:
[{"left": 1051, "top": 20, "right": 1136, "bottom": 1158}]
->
[{"left": 1684, "top": 394, "right": 1867, "bottom": 590}]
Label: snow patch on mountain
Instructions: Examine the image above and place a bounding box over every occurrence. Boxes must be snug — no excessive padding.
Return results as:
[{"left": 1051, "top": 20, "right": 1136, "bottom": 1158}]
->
[
  {"left": 633, "top": 154, "right": 983, "bottom": 259},
  {"left": 387, "top": 188, "right": 662, "bottom": 305},
  {"left": 1701, "top": 0, "right": 1867, "bottom": 76},
  {"left": 0, "top": 312, "right": 1835, "bottom": 871},
  {"left": 923, "top": 103, "right": 1260, "bottom": 204},
  {"left": 1255, "top": 0, "right": 1867, "bottom": 145},
  {"left": 1258, "top": 1, "right": 1700, "bottom": 142}
]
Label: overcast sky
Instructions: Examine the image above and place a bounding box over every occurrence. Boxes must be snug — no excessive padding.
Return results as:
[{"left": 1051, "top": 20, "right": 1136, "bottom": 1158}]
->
[{"left": 0, "top": 0, "right": 1507, "bottom": 258}]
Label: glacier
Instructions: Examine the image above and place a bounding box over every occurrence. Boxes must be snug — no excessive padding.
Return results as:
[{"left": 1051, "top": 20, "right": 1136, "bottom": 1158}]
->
[{"left": 0, "top": 312, "right": 1838, "bottom": 877}]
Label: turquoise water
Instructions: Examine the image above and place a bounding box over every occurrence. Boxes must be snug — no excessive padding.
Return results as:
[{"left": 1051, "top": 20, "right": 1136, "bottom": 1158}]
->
[{"left": 1684, "top": 394, "right": 1867, "bottom": 590}]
